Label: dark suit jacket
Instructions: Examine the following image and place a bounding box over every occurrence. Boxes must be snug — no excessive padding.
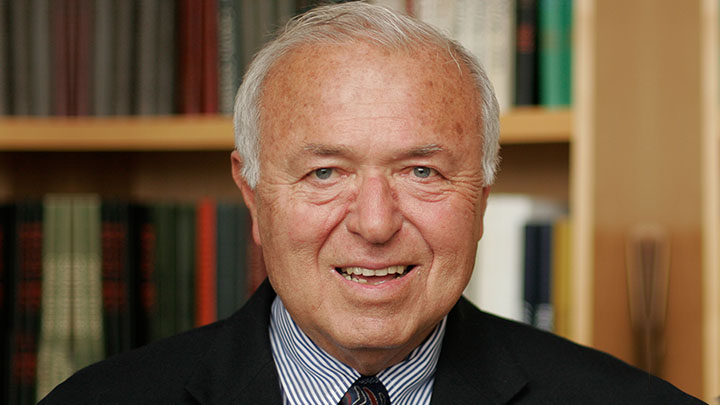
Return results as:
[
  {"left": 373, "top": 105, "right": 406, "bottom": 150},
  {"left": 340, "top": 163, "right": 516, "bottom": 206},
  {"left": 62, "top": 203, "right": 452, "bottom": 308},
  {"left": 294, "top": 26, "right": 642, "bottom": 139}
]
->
[{"left": 41, "top": 280, "right": 703, "bottom": 404}]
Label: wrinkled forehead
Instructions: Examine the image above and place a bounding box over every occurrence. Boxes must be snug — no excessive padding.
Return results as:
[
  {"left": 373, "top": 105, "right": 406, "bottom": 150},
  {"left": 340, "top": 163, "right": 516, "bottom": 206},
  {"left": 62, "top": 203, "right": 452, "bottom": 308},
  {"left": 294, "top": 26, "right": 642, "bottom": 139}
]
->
[{"left": 257, "top": 41, "right": 480, "bottom": 137}]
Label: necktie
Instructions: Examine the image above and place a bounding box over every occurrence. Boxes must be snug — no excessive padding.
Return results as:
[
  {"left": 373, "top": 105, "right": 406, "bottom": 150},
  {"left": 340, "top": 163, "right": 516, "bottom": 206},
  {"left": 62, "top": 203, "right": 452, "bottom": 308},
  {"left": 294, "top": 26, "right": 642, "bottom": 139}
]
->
[{"left": 338, "top": 375, "right": 390, "bottom": 405}]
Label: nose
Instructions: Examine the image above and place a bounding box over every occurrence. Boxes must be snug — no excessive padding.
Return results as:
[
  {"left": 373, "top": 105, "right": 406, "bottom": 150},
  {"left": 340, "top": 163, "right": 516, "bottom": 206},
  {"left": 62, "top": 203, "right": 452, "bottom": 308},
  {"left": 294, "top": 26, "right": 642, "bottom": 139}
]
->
[{"left": 346, "top": 175, "right": 402, "bottom": 244}]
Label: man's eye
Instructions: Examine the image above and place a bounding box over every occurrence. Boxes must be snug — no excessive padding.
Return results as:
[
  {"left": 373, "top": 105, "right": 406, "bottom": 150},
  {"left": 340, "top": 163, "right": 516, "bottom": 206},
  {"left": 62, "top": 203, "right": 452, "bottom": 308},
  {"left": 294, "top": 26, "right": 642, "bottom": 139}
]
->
[
  {"left": 314, "top": 168, "right": 334, "bottom": 180},
  {"left": 412, "top": 166, "right": 434, "bottom": 178}
]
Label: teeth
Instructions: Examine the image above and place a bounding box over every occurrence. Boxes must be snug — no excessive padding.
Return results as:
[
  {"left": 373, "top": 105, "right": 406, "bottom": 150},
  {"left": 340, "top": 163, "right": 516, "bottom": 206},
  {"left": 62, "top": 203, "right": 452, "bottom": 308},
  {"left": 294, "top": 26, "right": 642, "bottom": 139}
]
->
[{"left": 341, "top": 265, "right": 408, "bottom": 277}]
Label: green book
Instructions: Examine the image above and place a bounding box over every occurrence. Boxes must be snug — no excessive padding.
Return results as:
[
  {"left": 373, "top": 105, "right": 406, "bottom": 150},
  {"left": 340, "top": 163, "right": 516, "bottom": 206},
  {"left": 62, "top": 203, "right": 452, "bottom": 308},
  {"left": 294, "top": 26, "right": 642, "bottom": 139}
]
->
[
  {"left": 152, "top": 204, "right": 176, "bottom": 341},
  {"left": 36, "top": 196, "right": 73, "bottom": 400},
  {"left": 539, "top": 0, "right": 572, "bottom": 108},
  {"left": 71, "top": 195, "right": 104, "bottom": 369},
  {"left": 175, "top": 204, "right": 195, "bottom": 333}
]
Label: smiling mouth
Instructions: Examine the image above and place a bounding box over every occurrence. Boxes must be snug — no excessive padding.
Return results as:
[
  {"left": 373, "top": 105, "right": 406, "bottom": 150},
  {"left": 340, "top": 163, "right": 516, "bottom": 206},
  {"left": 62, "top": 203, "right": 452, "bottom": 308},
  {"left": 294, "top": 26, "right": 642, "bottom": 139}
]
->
[{"left": 335, "top": 265, "right": 415, "bottom": 285}]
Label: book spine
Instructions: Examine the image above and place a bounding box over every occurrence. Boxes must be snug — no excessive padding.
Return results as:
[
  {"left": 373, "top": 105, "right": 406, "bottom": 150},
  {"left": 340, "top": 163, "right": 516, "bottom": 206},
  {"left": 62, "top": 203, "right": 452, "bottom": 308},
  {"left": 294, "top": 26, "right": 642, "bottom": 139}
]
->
[
  {"left": 30, "top": 0, "right": 51, "bottom": 116},
  {"left": 217, "top": 0, "right": 239, "bottom": 115},
  {"left": 485, "top": 0, "right": 515, "bottom": 112},
  {"left": 136, "top": 0, "right": 160, "bottom": 115},
  {"left": 201, "top": 0, "right": 219, "bottom": 114},
  {"left": 178, "top": 0, "right": 203, "bottom": 114},
  {"left": 0, "top": 204, "right": 14, "bottom": 402},
  {"left": 153, "top": 204, "right": 176, "bottom": 340},
  {"left": 195, "top": 199, "right": 217, "bottom": 327},
  {"left": 534, "top": 223, "right": 554, "bottom": 332},
  {"left": 538, "top": 0, "right": 572, "bottom": 107},
  {"left": 10, "top": 0, "right": 31, "bottom": 115},
  {"left": 522, "top": 223, "right": 539, "bottom": 326},
  {"left": 71, "top": 196, "right": 104, "bottom": 369},
  {"left": 156, "top": 0, "right": 176, "bottom": 115},
  {"left": 9, "top": 202, "right": 43, "bottom": 405},
  {"left": 132, "top": 205, "right": 156, "bottom": 348},
  {"left": 73, "top": 0, "right": 93, "bottom": 116},
  {"left": 51, "top": 0, "right": 70, "bottom": 116},
  {"left": 551, "top": 218, "right": 570, "bottom": 337},
  {"left": 515, "top": 0, "right": 538, "bottom": 106},
  {"left": 175, "top": 204, "right": 195, "bottom": 332},
  {"left": 101, "top": 201, "right": 122, "bottom": 357},
  {"left": 92, "top": 0, "right": 114, "bottom": 116},
  {"left": 112, "top": 0, "right": 134, "bottom": 115},
  {"left": 36, "top": 196, "right": 72, "bottom": 400},
  {"left": 0, "top": 0, "right": 7, "bottom": 115},
  {"left": 216, "top": 203, "right": 235, "bottom": 319}
]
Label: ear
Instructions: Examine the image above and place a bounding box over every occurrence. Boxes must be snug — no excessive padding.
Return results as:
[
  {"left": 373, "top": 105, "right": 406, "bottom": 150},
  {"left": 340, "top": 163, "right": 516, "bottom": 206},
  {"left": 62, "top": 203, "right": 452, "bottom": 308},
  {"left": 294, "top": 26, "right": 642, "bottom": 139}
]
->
[{"left": 231, "top": 150, "right": 262, "bottom": 246}]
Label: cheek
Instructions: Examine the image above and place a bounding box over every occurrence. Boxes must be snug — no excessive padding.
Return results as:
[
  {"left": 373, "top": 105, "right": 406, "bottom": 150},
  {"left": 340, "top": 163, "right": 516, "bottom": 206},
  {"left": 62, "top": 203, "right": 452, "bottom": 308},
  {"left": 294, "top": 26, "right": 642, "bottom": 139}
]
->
[{"left": 259, "top": 190, "right": 350, "bottom": 249}]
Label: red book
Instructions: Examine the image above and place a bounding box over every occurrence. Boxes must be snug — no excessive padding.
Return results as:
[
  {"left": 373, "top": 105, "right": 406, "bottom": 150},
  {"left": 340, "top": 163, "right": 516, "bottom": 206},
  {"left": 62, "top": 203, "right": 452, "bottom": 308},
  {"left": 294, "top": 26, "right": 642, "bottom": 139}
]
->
[
  {"left": 201, "top": 0, "right": 219, "bottom": 114},
  {"left": 195, "top": 199, "right": 217, "bottom": 327},
  {"left": 178, "top": 0, "right": 203, "bottom": 114}
]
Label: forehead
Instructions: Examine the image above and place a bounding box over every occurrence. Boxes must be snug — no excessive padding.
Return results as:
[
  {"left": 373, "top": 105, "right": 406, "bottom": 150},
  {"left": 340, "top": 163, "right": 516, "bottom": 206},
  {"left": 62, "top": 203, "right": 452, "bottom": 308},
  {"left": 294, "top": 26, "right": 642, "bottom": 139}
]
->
[{"left": 258, "top": 41, "right": 480, "bottom": 152}]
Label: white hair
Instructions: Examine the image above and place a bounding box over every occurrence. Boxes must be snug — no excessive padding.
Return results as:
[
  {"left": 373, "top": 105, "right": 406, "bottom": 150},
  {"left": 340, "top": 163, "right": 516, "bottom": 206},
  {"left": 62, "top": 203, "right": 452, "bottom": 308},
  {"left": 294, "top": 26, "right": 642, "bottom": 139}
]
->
[{"left": 233, "top": 1, "right": 500, "bottom": 188}]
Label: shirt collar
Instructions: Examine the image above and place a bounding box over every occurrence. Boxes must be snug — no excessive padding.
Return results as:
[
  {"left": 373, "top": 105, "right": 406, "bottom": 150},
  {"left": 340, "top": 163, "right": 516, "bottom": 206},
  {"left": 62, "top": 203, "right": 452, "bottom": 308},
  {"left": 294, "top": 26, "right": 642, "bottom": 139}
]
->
[{"left": 269, "top": 296, "right": 446, "bottom": 405}]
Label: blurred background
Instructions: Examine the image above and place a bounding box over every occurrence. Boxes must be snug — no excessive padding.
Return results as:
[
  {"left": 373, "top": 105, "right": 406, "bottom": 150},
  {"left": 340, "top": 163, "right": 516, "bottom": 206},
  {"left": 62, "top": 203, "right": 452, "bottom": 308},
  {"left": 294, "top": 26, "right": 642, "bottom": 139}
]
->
[{"left": 0, "top": 0, "right": 717, "bottom": 403}]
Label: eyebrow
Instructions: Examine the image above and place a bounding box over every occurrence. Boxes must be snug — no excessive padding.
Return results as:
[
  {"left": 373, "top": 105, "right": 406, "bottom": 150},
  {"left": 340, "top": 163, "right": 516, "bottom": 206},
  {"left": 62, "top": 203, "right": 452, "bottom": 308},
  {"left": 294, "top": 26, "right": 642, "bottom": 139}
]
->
[{"left": 302, "top": 143, "right": 445, "bottom": 158}]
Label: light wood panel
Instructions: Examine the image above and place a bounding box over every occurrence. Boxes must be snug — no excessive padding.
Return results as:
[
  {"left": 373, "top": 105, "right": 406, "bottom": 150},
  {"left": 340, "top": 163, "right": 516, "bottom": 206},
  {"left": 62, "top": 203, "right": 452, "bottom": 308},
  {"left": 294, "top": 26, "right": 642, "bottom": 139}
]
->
[{"left": 589, "top": 0, "right": 703, "bottom": 397}]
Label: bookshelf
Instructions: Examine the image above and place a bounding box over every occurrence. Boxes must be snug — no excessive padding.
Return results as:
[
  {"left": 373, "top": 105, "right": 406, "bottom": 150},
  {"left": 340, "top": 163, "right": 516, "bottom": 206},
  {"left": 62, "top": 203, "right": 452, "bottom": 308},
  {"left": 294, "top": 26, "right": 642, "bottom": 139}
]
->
[{"left": 0, "top": 108, "right": 572, "bottom": 150}]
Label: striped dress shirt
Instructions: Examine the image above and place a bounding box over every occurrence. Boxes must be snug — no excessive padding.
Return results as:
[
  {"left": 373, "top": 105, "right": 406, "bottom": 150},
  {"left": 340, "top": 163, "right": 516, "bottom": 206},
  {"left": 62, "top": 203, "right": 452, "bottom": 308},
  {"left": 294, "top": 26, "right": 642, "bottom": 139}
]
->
[{"left": 269, "top": 296, "right": 446, "bottom": 405}]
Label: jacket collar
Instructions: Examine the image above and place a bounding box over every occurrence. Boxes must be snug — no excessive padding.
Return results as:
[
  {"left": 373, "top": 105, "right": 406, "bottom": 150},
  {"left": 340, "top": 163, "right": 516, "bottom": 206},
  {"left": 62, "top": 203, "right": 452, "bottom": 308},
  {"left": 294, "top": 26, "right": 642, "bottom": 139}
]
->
[
  {"left": 185, "top": 280, "right": 283, "bottom": 404},
  {"left": 184, "top": 282, "right": 528, "bottom": 404},
  {"left": 431, "top": 297, "right": 529, "bottom": 404}
]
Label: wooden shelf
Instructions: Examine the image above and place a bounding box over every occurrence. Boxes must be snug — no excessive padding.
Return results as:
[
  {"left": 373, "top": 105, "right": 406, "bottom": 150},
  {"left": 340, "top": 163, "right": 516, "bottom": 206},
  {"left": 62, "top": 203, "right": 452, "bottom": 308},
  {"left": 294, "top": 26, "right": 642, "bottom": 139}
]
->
[
  {"left": 0, "top": 109, "right": 571, "bottom": 151},
  {"left": 499, "top": 108, "right": 571, "bottom": 144},
  {"left": 0, "top": 116, "right": 235, "bottom": 151}
]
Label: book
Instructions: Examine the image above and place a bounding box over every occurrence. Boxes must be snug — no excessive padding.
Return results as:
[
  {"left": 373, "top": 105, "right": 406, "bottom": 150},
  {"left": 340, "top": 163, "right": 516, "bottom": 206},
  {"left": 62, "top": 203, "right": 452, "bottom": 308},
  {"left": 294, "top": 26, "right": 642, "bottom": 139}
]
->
[
  {"left": 153, "top": 204, "right": 176, "bottom": 340},
  {"left": 523, "top": 222, "right": 554, "bottom": 331},
  {"left": 100, "top": 201, "right": 134, "bottom": 357},
  {"left": 8, "top": 201, "right": 43, "bottom": 405},
  {"left": 11, "top": 0, "right": 31, "bottom": 115},
  {"left": 201, "top": 0, "right": 219, "bottom": 114},
  {"left": 112, "top": 0, "right": 134, "bottom": 115},
  {"left": 36, "top": 196, "right": 73, "bottom": 400},
  {"left": 551, "top": 217, "right": 571, "bottom": 338},
  {"left": 515, "top": 0, "right": 538, "bottom": 106},
  {"left": 0, "top": 204, "right": 15, "bottom": 402},
  {"left": 538, "top": 0, "right": 572, "bottom": 107},
  {"left": 156, "top": 0, "right": 176, "bottom": 115},
  {"left": 195, "top": 199, "right": 217, "bottom": 327},
  {"left": 135, "top": 0, "right": 160, "bottom": 115},
  {"left": 30, "top": 0, "right": 51, "bottom": 116},
  {"left": 71, "top": 196, "right": 104, "bottom": 369},
  {"left": 175, "top": 204, "right": 196, "bottom": 332},
  {"left": 131, "top": 205, "right": 156, "bottom": 348},
  {"left": 73, "top": 0, "right": 93, "bottom": 116},
  {"left": 216, "top": 203, "right": 238, "bottom": 319},
  {"left": 218, "top": 0, "right": 241, "bottom": 115},
  {"left": 0, "top": 0, "right": 7, "bottom": 115},
  {"left": 179, "top": 0, "right": 203, "bottom": 114},
  {"left": 465, "top": 195, "right": 565, "bottom": 323},
  {"left": 92, "top": 0, "right": 114, "bottom": 116}
]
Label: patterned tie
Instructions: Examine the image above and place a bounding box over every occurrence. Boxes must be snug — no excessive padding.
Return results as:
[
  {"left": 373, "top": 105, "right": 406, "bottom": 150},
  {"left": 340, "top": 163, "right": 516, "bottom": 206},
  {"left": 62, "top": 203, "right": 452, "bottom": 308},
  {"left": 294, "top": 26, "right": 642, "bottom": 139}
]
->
[{"left": 338, "top": 375, "right": 390, "bottom": 405}]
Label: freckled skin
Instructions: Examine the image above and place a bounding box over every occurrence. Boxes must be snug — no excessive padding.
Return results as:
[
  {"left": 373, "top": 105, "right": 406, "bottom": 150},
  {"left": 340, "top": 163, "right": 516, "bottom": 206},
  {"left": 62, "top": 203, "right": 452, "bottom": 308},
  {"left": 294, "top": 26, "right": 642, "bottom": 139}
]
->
[{"left": 232, "top": 42, "right": 490, "bottom": 375}]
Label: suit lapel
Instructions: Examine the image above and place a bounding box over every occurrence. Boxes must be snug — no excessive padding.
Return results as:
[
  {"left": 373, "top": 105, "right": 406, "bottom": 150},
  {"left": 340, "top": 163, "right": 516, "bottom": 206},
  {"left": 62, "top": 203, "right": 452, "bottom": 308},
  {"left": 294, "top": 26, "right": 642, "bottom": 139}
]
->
[
  {"left": 430, "top": 297, "right": 528, "bottom": 405},
  {"left": 184, "top": 280, "right": 283, "bottom": 404}
]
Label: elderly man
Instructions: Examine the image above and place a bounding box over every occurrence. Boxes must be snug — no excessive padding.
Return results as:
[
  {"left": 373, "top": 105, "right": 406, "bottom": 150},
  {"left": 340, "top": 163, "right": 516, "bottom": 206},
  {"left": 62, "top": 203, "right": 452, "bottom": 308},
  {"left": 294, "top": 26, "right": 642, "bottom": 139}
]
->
[{"left": 42, "top": 3, "right": 700, "bottom": 404}]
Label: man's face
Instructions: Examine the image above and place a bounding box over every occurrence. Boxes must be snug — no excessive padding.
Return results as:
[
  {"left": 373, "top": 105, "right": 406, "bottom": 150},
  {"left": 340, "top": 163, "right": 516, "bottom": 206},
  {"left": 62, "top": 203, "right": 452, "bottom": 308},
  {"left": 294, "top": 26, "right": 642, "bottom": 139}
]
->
[{"left": 234, "top": 43, "right": 490, "bottom": 373}]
